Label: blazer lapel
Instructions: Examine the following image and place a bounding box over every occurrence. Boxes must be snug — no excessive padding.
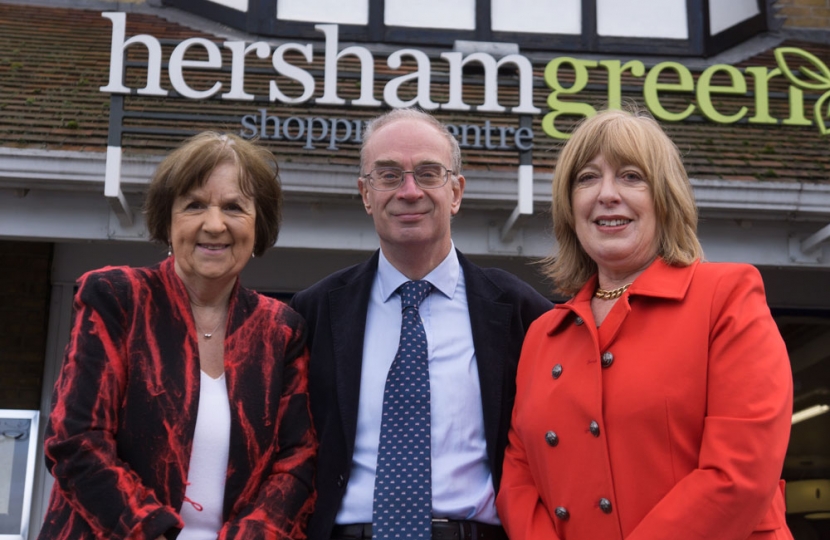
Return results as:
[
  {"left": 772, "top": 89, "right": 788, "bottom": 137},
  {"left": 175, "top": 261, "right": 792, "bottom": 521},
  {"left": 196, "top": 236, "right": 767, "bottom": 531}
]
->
[
  {"left": 328, "top": 252, "right": 379, "bottom": 457},
  {"left": 459, "top": 252, "right": 513, "bottom": 465}
]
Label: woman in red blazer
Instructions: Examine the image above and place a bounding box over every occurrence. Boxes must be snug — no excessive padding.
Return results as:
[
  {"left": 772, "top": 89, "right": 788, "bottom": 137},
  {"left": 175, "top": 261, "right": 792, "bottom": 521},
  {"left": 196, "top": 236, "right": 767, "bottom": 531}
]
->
[
  {"left": 497, "top": 108, "right": 793, "bottom": 540},
  {"left": 39, "top": 133, "right": 316, "bottom": 539}
]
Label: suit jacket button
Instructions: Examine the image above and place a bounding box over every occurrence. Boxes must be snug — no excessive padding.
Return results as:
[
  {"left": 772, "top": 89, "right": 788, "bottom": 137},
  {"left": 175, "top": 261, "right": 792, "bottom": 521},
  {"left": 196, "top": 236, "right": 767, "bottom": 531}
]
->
[
  {"left": 589, "top": 420, "right": 600, "bottom": 437},
  {"left": 336, "top": 474, "right": 345, "bottom": 488},
  {"left": 551, "top": 364, "right": 563, "bottom": 379},
  {"left": 545, "top": 431, "right": 559, "bottom": 447},
  {"left": 555, "top": 506, "right": 570, "bottom": 520},
  {"left": 574, "top": 316, "right": 584, "bottom": 326},
  {"left": 599, "top": 498, "right": 612, "bottom": 514},
  {"left": 601, "top": 351, "right": 614, "bottom": 368}
]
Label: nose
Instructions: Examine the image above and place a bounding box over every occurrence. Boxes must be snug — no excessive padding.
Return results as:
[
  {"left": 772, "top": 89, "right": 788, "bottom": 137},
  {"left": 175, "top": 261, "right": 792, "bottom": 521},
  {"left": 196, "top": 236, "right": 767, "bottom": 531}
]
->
[
  {"left": 396, "top": 171, "right": 424, "bottom": 199},
  {"left": 203, "top": 206, "right": 227, "bottom": 233},
  {"left": 597, "top": 172, "right": 621, "bottom": 204}
]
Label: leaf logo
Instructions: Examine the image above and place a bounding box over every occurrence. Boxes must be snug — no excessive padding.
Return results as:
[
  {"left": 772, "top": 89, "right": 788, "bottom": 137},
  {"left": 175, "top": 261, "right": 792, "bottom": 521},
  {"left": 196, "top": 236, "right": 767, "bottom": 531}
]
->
[{"left": 774, "top": 47, "right": 830, "bottom": 135}]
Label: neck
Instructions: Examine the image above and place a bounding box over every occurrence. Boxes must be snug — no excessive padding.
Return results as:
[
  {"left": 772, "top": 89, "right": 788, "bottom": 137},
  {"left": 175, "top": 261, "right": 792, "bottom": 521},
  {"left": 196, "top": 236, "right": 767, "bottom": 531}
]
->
[
  {"left": 174, "top": 266, "right": 236, "bottom": 309},
  {"left": 381, "top": 240, "right": 451, "bottom": 281},
  {"left": 596, "top": 256, "right": 656, "bottom": 292}
]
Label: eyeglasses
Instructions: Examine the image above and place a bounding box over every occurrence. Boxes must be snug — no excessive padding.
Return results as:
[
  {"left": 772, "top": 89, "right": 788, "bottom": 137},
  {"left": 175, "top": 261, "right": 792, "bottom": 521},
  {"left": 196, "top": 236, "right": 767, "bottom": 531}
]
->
[{"left": 361, "top": 164, "right": 455, "bottom": 191}]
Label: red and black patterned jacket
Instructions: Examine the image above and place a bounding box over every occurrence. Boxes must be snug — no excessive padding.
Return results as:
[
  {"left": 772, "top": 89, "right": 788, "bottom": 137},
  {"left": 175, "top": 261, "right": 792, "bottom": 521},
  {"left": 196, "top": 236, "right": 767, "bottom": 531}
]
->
[{"left": 39, "top": 257, "right": 317, "bottom": 540}]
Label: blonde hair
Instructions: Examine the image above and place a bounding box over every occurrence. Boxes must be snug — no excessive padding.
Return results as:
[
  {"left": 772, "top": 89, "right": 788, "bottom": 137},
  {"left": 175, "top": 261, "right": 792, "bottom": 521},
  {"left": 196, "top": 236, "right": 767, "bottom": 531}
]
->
[{"left": 542, "top": 108, "right": 702, "bottom": 295}]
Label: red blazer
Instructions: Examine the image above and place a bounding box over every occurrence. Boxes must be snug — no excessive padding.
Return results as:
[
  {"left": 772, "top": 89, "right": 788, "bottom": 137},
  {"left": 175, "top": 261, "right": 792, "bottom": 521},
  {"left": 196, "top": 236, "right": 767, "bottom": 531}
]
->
[
  {"left": 39, "top": 257, "right": 316, "bottom": 540},
  {"left": 497, "top": 259, "right": 793, "bottom": 540}
]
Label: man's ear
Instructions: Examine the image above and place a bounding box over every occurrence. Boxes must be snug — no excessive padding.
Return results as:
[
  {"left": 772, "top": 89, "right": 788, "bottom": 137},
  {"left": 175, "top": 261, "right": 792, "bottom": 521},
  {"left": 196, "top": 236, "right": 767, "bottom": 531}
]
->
[
  {"left": 450, "top": 174, "right": 465, "bottom": 215},
  {"left": 358, "top": 178, "right": 372, "bottom": 214}
]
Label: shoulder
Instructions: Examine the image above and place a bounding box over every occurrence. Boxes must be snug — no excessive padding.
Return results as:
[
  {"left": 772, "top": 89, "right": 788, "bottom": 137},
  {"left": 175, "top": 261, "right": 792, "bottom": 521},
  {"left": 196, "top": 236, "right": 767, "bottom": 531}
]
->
[
  {"left": 72, "top": 264, "right": 165, "bottom": 332},
  {"left": 243, "top": 288, "right": 305, "bottom": 329},
  {"left": 459, "top": 253, "right": 552, "bottom": 306},
  {"left": 689, "top": 261, "right": 766, "bottom": 296},
  {"left": 692, "top": 260, "right": 762, "bottom": 280},
  {"left": 476, "top": 265, "right": 539, "bottom": 293},
  {"left": 77, "top": 264, "right": 138, "bottom": 287},
  {"left": 693, "top": 261, "right": 771, "bottom": 314},
  {"left": 290, "top": 254, "right": 378, "bottom": 311},
  {"left": 76, "top": 264, "right": 161, "bottom": 302}
]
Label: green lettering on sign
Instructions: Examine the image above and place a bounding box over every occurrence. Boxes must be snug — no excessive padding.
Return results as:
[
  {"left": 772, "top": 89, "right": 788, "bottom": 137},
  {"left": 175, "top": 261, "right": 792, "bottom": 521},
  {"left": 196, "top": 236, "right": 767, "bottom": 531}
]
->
[
  {"left": 600, "top": 60, "right": 646, "bottom": 109},
  {"left": 697, "top": 64, "right": 748, "bottom": 123},
  {"left": 542, "top": 57, "right": 598, "bottom": 139},
  {"left": 536, "top": 46, "right": 825, "bottom": 139},
  {"left": 643, "top": 62, "right": 695, "bottom": 122}
]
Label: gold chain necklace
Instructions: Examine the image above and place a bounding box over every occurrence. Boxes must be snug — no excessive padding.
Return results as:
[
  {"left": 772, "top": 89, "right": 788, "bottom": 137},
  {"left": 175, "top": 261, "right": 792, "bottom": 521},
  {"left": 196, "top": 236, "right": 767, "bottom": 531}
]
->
[{"left": 594, "top": 283, "right": 632, "bottom": 300}]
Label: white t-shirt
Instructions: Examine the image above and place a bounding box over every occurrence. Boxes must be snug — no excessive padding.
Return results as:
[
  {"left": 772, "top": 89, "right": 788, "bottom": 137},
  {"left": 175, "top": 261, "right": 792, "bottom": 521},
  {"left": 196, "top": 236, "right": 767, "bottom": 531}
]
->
[{"left": 178, "top": 371, "right": 231, "bottom": 540}]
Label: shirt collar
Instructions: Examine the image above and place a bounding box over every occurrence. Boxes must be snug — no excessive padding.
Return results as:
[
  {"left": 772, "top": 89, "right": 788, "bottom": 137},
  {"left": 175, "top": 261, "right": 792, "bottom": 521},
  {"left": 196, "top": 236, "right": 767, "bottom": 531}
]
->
[{"left": 377, "top": 243, "right": 460, "bottom": 302}]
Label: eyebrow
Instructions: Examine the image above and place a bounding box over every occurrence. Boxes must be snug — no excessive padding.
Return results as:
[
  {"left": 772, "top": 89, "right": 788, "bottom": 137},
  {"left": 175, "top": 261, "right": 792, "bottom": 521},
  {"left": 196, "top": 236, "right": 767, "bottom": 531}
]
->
[
  {"left": 371, "top": 159, "right": 444, "bottom": 168},
  {"left": 178, "top": 190, "right": 252, "bottom": 205}
]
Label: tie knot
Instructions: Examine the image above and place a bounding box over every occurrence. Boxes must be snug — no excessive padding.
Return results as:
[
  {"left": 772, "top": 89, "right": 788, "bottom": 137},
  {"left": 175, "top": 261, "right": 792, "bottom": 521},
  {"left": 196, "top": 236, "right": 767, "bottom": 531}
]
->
[{"left": 399, "top": 280, "right": 432, "bottom": 310}]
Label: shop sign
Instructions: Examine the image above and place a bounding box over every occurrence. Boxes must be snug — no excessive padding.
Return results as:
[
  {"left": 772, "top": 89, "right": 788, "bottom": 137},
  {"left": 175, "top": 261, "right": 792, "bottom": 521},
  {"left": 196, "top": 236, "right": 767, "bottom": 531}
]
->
[{"left": 100, "top": 12, "right": 830, "bottom": 144}]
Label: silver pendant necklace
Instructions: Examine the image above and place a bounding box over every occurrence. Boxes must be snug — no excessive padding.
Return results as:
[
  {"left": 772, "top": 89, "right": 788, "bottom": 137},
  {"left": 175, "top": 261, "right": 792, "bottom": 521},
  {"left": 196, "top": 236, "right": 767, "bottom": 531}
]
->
[{"left": 196, "top": 314, "right": 224, "bottom": 340}]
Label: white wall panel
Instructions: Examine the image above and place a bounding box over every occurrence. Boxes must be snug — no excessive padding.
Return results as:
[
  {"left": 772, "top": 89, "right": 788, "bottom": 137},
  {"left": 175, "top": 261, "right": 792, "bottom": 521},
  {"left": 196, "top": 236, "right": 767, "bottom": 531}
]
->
[
  {"left": 277, "top": 0, "right": 368, "bottom": 25},
  {"left": 205, "top": 0, "right": 247, "bottom": 12},
  {"left": 709, "top": 0, "right": 759, "bottom": 35},
  {"left": 492, "top": 0, "right": 581, "bottom": 34},
  {"left": 385, "top": 0, "right": 475, "bottom": 30},
  {"left": 597, "top": 0, "right": 688, "bottom": 39}
]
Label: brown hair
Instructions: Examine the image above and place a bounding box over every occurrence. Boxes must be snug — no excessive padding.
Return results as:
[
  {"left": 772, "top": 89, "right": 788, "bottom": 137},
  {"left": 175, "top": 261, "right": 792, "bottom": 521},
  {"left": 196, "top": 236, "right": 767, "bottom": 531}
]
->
[
  {"left": 543, "top": 107, "right": 703, "bottom": 295},
  {"left": 144, "top": 132, "right": 282, "bottom": 256}
]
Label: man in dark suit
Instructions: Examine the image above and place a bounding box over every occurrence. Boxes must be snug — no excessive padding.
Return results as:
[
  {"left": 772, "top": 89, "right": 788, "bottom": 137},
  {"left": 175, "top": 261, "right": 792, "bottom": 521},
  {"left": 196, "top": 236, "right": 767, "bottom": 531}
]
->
[{"left": 290, "top": 108, "right": 552, "bottom": 540}]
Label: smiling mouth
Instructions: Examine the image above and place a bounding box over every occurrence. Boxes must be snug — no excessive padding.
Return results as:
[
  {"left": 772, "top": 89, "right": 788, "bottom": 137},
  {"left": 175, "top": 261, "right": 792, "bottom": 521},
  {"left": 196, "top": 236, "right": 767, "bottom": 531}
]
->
[
  {"left": 198, "top": 243, "right": 229, "bottom": 251},
  {"left": 596, "top": 219, "right": 631, "bottom": 226},
  {"left": 393, "top": 210, "right": 427, "bottom": 219}
]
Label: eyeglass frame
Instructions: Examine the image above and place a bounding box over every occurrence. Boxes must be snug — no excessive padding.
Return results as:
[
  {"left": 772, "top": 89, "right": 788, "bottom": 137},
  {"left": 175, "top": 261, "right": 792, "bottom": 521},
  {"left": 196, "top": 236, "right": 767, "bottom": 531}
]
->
[{"left": 360, "top": 164, "right": 456, "bottom": 191}]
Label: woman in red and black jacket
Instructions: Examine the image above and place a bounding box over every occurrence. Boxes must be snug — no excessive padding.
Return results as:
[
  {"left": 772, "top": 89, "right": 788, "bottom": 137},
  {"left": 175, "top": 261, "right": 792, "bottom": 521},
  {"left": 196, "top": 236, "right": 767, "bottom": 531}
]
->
[{"left": 39, "top": 132, "right": 317, "bottom": 540}]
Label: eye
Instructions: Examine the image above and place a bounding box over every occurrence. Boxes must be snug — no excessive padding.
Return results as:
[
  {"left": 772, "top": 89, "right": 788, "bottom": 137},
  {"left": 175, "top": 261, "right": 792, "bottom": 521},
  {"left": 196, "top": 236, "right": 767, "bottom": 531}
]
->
[
  {"left": 372, "top": 167, "right": 403, "bottom": 184},
  {"left": 575, "top": 172, "right": 597, "bottom": 184},
  {"left": 620, "top": 170, "right": 644, "bottom": 182},
  {"left": 184, "top": 200, "right": 205, "bottom": 210},
  {"left": 415, "top": 165, "right": 442, "bottom": 180}
]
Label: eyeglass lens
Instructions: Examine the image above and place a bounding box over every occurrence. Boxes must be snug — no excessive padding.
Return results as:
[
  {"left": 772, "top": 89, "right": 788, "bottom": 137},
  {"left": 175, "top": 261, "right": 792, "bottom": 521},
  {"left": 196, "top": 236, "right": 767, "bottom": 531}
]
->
[{"left": 368, "top": 164, "right": 449, "bottom": 190}]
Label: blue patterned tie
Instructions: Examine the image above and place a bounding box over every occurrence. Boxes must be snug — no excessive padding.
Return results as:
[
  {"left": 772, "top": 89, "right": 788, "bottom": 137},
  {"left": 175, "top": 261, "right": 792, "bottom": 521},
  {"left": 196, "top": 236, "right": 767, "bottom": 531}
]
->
[{"left": 372, "top": 280, "right": 434, "bottom": 540}]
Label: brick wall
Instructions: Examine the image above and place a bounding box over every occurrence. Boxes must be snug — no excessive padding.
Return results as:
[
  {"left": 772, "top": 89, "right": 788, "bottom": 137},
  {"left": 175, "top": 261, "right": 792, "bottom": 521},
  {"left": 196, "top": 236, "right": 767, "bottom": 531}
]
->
[
  {"left": 0, "top": 241, "right": 52, "bottom": 410},
  {"left": 776, "top": 0, "right": 830, "bottom": 29}
]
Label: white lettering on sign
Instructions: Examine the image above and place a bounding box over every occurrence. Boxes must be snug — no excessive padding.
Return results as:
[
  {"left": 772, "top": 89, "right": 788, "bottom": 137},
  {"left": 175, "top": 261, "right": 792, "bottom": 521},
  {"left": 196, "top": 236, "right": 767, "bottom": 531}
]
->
[{"left": 99, "top": 13, "right": 540, "bottom": 115}]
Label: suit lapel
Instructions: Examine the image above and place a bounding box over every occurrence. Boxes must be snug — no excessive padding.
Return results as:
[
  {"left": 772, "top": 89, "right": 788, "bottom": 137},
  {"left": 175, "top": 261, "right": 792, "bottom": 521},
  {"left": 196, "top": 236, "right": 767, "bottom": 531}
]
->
[
  {"left": 328, "top": 252, "right": 379, "bottom": 457},
  {"left": 459, "top": 252, "right": 512, "bottom": 465}
]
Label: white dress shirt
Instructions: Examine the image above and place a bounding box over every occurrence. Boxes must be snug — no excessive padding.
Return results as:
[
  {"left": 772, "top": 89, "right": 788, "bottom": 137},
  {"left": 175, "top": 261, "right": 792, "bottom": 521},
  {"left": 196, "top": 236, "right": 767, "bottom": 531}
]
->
[{"left": 336, "top": 246, "right": 499, "bottom": 525}]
